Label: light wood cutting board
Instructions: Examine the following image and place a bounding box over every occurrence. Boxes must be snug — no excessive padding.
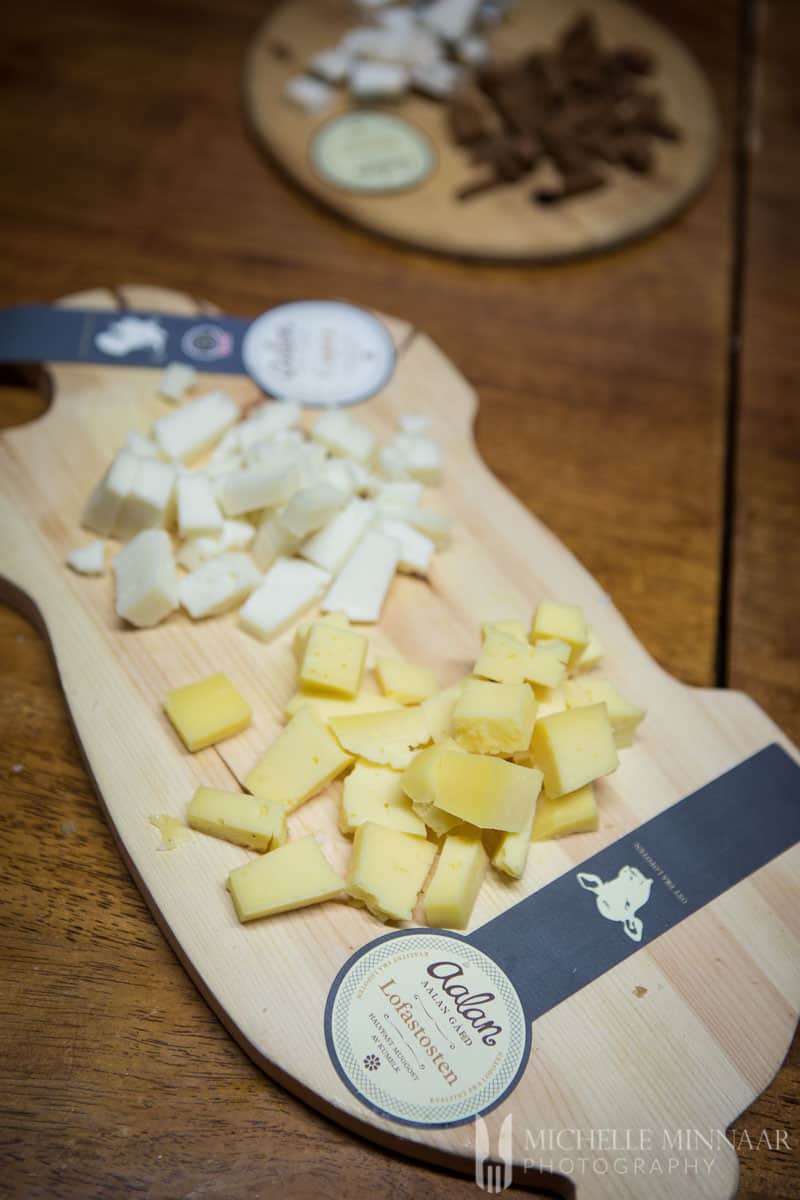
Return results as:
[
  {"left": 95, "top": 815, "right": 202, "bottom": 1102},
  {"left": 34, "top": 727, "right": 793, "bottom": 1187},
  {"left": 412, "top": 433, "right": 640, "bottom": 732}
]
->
[
  {"left": 0, "top": 286, "right": 798, "bottom": 1198},
  {"left": 244, "top": 0, "right": 719, "bottom": 261}
]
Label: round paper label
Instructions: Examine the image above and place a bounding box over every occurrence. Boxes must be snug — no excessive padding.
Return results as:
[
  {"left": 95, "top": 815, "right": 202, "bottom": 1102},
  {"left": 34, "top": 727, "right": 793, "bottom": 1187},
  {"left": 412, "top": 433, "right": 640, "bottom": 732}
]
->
[
  {"left": 325, "top": 930, "right": 530, "bottom": 1128},
  {"left": 311, "top": 112, "right": 436, "bottom": 194},
  {"left": 241, "top": 301, "right": 395, "bottom": 407}
]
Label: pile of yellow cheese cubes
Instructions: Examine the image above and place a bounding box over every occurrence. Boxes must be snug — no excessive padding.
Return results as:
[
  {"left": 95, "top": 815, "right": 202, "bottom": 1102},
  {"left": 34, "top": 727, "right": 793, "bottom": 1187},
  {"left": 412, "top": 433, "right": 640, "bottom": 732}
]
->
[{"left": 162, "top": 600, "right": 645, "bottom": 931}]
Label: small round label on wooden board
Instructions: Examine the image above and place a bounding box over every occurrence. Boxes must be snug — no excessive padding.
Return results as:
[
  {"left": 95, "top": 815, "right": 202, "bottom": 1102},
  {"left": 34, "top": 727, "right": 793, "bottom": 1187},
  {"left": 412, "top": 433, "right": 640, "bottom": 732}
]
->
[
  {"left": 310, "top": 112, "right": 436, "bottom": 195},
  {"left": 325, "top": 930, "right": 530, "bottom": 1128},
  {"left": 242, "top": 300, "right": 396, "bottom": 406}
]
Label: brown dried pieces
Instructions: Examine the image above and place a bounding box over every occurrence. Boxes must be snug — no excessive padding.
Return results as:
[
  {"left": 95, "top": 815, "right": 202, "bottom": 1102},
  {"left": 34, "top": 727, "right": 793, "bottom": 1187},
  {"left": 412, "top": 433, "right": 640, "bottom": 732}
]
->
[{"left": 448, "top": 13, "right": 681, "bottom": 205}]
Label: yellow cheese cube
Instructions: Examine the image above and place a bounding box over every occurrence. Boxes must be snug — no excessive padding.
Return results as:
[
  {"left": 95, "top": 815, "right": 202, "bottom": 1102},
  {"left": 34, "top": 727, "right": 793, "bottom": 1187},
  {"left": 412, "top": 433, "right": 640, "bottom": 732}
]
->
[
  {"left": 401, "top": 745, "right": 466, "bottom": 835},
  {"left": 329, "top": 707, "right": 430, "bottom": 770},
  {"left": 424, "top": 832, "right": 488, "bottom": 930},
  {"left": 513, "top": 688, "right": 566, "bottom": 767},
  {"left": 411, "top": 800, "right": 463, "bottom": 838},
  {"left": 530, "top": 601, "right": 588, "bottom": 667},
  {"left": 164, "top": 673, "right": 251, "bottom": 752},
  {"left": 481, "top": 619, "right": 528, "bottom": 642},
  {"left": 525, "top": 639, "right": 570, "bottom": 689},
  {"left": 347, "top": 821, "right": 436, "bottom": 922},
  {"left": 340, "top": 762, "right": 427, "bottom": 837},
  {"left": 244, "top": 706, "right": 353, "bottom": 812},
  {"left": 563, "top": 678, "right": 645, "bottom": 747},
  {"left": 402, "top": 746, "right": 540, "bottom": 833},
  {"left": 531, "top": 704, "right": 618, "bottom": 798},
  {"left": 376, "top": 657, "right": 439, "bottom": 705},
  {"left": 227, "top": 835, "right": 344, "bottom": 922},
  {"left": 473, "top": 628, "right": 531, "bottom": 685},
  {"left": 292, "top": 610, "right": 350, "bottom": 661},
  {"left": 438, "top": 751, "right": 541, "bottom": 832},
  {"left": 399, "top": 743, "right": 443, "bottom": 808},
  {"left": 420, "top": 681, "right": 466, "bottom": 742},
  {"left": 452, "top": 679, "right": 536, "bottom": 755},
  {"left": 491, "top": 802, "right": 537, "bottom": 878},
  {"left": 284, "top": 689, "right": 400, "bottom": 723},
  {"left": 299, "top": 622, "right": 368, "bottom": 698},
  {"left": 531, "top": 783, "right": 598, "bottom": 841},
  {"left": 575, "top": 627, "right": 605, "bottom": 672},
  {"left": 187, "top": 786, "right": 287, "bottom": 851}
]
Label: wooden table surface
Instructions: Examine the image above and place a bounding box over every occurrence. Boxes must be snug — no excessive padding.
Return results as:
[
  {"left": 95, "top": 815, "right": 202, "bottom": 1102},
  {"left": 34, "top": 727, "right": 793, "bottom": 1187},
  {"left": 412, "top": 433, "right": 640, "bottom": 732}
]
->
[{"left": 0, "top": 1, "right": 796, "bottom": 1197}]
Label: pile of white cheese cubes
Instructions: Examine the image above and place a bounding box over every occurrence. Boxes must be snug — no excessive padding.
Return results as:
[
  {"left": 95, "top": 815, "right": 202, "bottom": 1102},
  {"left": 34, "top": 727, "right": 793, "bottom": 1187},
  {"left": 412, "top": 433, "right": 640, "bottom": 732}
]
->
[
  {"left": 69, "top": 369, "right": 451, "bottom": 636},
  {"left": 285, "top": 0, "right": 515, "bottom": 112}
]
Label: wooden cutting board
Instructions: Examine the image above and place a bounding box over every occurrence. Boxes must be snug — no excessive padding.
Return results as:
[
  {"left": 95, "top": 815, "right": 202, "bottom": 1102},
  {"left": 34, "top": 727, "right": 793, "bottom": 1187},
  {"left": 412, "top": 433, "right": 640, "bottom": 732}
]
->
[
  {"left": 244, "top": 0, "right": 719, "bottom": 260},
  {"left": 1, "top": 286, "right": 798, "bottom": 1199}
]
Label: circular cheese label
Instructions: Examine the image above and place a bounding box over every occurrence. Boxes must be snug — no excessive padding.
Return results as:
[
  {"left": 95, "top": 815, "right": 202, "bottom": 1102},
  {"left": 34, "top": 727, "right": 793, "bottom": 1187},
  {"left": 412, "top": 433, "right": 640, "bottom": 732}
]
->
[
  {"left": 242, "top": 301, "right": 395, "bottom": 407},
  {"left": 325, "top": 930, "right": 530, "bottom": 1128},
  {"left": 310, "top": 112, "right": 436, "bottom": 194}
]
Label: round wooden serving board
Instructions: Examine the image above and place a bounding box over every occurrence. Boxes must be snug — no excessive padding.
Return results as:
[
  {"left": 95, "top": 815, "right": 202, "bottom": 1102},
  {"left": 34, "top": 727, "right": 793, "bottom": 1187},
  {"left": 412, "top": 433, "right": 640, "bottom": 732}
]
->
[
  {"left": 0, "top": 286, "right": 797, "bottom": 1198},
  {"left": 245, "top": 0, "right": 719, "bottom": 261}
]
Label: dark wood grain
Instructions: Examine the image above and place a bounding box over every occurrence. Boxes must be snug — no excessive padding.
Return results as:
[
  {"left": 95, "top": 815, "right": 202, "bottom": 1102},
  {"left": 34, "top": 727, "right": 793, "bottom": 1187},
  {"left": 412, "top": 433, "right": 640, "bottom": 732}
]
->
[
  {"left": 725, "top": 4, "right": 800, "bottom": 1197},
  {"left": 0, "top": 0, "right": 796, "bottom": 1197}
]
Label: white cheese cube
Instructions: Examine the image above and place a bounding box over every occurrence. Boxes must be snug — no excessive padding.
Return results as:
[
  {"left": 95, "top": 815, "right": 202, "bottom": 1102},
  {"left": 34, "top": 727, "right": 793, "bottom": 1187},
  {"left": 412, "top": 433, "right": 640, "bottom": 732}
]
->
[
  {"left": 178, "top": 552, "right": 261, "bottom": 619},
  {"left": 322, "top": 529, "right": 400, "bottom": 622},
  {"left": 350, "top": 60, "right": 410, "bottom": 100},
  {"left": 374, "top": 480, "right": 423, "bottom": 516},
  {"left": 377, "top": 444, "right": 410, "bottom": 481},
  {"left": 208, "top": 427, "right": 242, "bottom": 467},
  {"left": 176, "top": 473, "right": 223, "bottom": 538},
  {"left": 81, "top": 448, "right": 141, "bottom": 537},
  {"left": 158, "top": 362, "right": 197, "bottom": 403},
  {"left": 66, "top": 540, "right": 106, "bottom": 576},
  {"left": 412, "top": 59, "right": 463, "bottom": 98},
  {"left": 344, "top": 26, "right": 439, "bottom": 67},
  {"left": 113, "top": 530, "right": 179, "bottom": 628},
  {"left": 421, "top": 0, "right": 482, "bottom": 44},
  {"left": 319, "top": 457, "right": 358, "bottom": 497},
  {"left": 409, "top": 507, "right": 453, "bottom": 546},
  {"left": 309, "top": 47, "right": 352, "bottom": 84},
  {"left": 397, "top": 413, "right": 431, "bottom": 435},
  {"left": 116, "top": 458, "right": 177, "bottom": 539},
  {"left": 250, "top": 509, "right": 301, "bottom": 571},
  {"left": 300, "top": 497, "right": 375, "bottom": 573},
  {"left": 239, "top": 558, "right": 331, "bottom": 642},
  {"left": 376, "top": 7, "right": 417, "bottom": 33},
  {"left": 378, "top": 518, "right": 435, "bottom": 576},
  {"left": 177, "top": 519, "right": 255, "bottom": 571},
  {"left": 153, "top": 390, "right": 239, "bottom": 463},
  {"left": 243, "top": 429, "right": 305, "bottom": 466},
  {"left": 311, "top": 410, "right": 376, "bottom": 464},
  {"left": 238, "top": 401, "right": 302, "bottom": 453},
  {"left": 285, "top": 74, "right": 335, "bottom": 114},
  {"left": 125, "top": 431, "right": 162, "bottom": 459},
  {"left": 456, "top": 34, "right": 489, "bottom": 66},
  {"left": 391, "top": 432, "right": 443, "bottom": 484},
  {"left": 343, "top": 458, "right": 378, "bottom": 494},
  {"left": 295, "top": 441, "right": 329, "bottom": 489},
  {"left": 281, "top": 484, "right": 348, "bottom": 538},
  {"left": 218, "top": 461, "right": 301, "bottom": 517}
]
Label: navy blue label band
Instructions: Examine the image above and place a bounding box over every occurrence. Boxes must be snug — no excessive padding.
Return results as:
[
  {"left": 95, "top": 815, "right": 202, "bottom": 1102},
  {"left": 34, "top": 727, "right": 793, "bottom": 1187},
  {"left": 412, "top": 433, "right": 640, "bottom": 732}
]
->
[
  {"left": 468, "top": 743, "right": 800, "bottom": 1021},
  {"left": 0, "top": 305, "right": 249, "bottom": 373},
  {"left": 0, "top": 301, "right": 398, "bottom": 408}
]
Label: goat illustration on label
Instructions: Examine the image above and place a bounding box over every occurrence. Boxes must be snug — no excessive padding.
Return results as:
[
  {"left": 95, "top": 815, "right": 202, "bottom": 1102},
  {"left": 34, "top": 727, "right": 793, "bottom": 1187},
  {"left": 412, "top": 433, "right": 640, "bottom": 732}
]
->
[
  {"left": 95, "top": 316, "right": 167, "bottom": 358},
  {"left": 577, "top": 865, "right": 653, "bottom": 942}
]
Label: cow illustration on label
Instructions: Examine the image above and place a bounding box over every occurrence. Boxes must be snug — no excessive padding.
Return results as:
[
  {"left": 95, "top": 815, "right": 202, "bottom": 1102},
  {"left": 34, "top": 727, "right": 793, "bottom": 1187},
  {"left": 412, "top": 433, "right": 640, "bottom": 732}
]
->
[
  {"left": 95, "top": 316, "right": 167, "bottom": 358},
  {"left": 577, "top": 865, "right": 653, "bottom": 942}
]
